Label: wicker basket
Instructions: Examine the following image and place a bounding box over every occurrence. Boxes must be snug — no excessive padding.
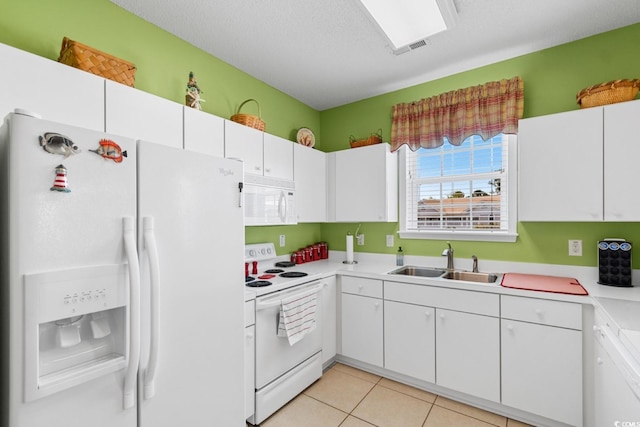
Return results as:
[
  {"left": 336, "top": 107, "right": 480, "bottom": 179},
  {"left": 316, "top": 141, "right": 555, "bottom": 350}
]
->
[
  {"left": 230, "top": 99, "right": 265, "bottom": 131},
  {"left": 349, "top": 129, "right": 382, "bottom": 148},
  {"left": 57, "top": 37, "right": 136, "bottom": 87},
  {"left": 577, "top": 79, "right": 640, "bottom": 108}
]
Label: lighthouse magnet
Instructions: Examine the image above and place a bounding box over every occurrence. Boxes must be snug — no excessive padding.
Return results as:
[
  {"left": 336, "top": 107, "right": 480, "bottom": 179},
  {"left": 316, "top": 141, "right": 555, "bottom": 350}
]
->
[{"left": 51, "top": 164, "right": 71, "bottom": 193}]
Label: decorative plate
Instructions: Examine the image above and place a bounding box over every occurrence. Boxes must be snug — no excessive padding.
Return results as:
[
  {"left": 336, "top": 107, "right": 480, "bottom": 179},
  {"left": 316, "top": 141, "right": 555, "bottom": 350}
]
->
[{"left": 296, "top": 128, "right": 315, "bottom": 147}]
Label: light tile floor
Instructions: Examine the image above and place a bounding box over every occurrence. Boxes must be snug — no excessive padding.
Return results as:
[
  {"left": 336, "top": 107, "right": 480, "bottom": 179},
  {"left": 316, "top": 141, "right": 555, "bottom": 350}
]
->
[{"left": 252, "top": 363, "right": 534, "bottom": 427}]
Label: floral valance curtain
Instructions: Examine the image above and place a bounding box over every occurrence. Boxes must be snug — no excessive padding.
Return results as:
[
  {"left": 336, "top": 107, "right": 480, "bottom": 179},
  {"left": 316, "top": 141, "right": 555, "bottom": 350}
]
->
[{"left": 390, "top": 76, "right": 524, "bottom": 151}]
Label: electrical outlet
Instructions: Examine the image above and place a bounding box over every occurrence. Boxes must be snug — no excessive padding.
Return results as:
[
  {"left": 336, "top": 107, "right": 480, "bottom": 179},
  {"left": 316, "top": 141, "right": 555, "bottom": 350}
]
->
[
  {"left": 356, "top": 234, "right": 365, "bottom": 245},
  {"left": 568, "top": 239, "right": 582, "bottom": 256},
  {"left": 279, "top": 234, "right": 286, "bottom": 247},
  {"left": 386, "top": 235, "right": 394, "bottom": 247}
]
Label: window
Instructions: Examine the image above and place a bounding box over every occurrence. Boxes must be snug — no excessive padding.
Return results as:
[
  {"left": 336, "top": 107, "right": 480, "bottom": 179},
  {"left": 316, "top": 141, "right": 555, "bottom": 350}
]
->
[{"left": 399, "top": 133, "right": 517, "bottom": 242}]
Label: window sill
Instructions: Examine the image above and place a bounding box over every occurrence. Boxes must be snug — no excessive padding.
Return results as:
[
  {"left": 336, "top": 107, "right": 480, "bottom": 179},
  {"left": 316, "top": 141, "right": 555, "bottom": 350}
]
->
[{"left": 398, "top": 230, "right": 518, "bottom": 243}]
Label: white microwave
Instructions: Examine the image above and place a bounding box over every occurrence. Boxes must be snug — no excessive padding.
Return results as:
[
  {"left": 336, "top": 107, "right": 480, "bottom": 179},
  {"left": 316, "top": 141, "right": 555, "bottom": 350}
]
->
[{"left": 244, "top": 175, "right": 297, "bottom": 225}]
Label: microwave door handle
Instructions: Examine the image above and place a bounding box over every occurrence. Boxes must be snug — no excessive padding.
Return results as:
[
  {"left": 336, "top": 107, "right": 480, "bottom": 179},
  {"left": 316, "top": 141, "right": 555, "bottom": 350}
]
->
[{"left": 279, "top": 190, "right": 287, "bottom": 222}]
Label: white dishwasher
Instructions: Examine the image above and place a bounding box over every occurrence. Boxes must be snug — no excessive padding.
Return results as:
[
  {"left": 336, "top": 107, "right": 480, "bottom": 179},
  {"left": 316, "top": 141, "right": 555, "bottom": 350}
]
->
[{"left": 593, "top": 297, "right": 640, "bottom": 425}]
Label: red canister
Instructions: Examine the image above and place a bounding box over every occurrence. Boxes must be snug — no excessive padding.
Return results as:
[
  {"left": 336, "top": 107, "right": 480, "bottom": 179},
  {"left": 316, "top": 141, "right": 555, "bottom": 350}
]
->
[
  {"left": 304, "top": 247, "right": 312, "bottom": 262},
  {"left": 320, "top": 242, "right": 328, "bottom": 259},
  {"left": 306, "top": 246, "right": 315, "bottom": 261}
]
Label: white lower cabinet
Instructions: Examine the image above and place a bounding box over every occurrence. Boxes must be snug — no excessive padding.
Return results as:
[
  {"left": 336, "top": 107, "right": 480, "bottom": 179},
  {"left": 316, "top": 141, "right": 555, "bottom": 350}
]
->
[
  {"left": 321, "top": 276, "right": 337, "bottom": 365},
  {"left": 340, "top": 277, "right": 383, "bottom": 367},
  {"left": 436, "top": 308, "right": 500, "bottom": 402},
  {"left": 500, "top": 295, "right": 582, "bottom": 426},
  {"left": 384, "top": 300, "right": 435, "bottom": 382}
]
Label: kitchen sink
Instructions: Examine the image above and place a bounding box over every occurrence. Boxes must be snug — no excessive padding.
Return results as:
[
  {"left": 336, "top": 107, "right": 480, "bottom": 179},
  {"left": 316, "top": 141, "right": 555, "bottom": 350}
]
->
[
  {"left": 388, "top": 266, "right": 446, "bottom": 278},
  {"left": 442, "top": 270, "right": 499, "bottom": 284}
]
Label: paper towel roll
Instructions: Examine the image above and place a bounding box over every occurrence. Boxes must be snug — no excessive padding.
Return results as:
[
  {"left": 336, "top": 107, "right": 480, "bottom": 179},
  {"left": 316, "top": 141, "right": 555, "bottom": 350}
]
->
[{"left": 346, "top": 234, "right": 354, "bottom": 263}]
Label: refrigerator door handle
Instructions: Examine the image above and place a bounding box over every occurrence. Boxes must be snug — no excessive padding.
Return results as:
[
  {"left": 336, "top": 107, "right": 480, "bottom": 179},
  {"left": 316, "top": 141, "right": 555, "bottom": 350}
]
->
[
  {"left": 143, "top": 216, "right": 161, "bottom": 400},
  {"left": 123, "top": 217, "right": 141, "bottom": 409}
]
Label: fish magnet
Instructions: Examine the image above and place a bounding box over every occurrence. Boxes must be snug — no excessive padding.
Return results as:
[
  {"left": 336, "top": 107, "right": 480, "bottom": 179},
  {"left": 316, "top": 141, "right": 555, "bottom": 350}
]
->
[
  {"left": 90, "top": 139, "right": 127, "bottom": 163},
  {"left": 51, "top": 164, "right": 71, "bottom": 193},
  {"left": 39, "top": 132, "right": 80, "bottom": 157}
]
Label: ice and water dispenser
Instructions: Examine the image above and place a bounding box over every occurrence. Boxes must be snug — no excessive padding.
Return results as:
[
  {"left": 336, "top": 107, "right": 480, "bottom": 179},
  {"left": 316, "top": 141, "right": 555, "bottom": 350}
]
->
[{"left": 24, "top": 264, "right": 129, "bottom": 401}]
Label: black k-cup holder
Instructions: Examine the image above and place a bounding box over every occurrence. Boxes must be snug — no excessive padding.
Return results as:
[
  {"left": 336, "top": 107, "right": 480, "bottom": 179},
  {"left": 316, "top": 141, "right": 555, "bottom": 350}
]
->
[{"left": 598, "top": 240, "right": 632, "bottom": 287}]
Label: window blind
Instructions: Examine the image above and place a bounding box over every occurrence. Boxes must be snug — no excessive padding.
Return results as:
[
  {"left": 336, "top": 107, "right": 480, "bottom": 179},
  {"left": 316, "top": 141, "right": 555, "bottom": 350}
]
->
[{"left": 404, "top": 134, "right": 509, "bottom": 232}]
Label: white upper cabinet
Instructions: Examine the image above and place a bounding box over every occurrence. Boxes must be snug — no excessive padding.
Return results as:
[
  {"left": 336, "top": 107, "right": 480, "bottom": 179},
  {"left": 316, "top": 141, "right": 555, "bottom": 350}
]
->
[
  {"left": 519, "top": 99, "right": 640, "bottom": 222},
  {"left": 518, "top": 106, "right": 603, "bottom": 221},
  {"left": 0, "top": 42, "right": 105, "bottom": 131},
  {"left": 603, "top": 100, "right": 640, "bottom": 220},
  {"left": 224, "top": 120, "right": 264, "bottom": 176},
  {"left": 224, "top": 121, "right": 294, "bottom": 181},
  {"left": 183, "top": 107, "right": 225, "bottom": 157},
  {"left": 329, "top": 143, "right": 398, "bottom": 222},
  {"left": 105, "top": 80, "right": 183, "bottom": 148},
  {"left": 294, "top": 144, "right": 327, "bottom": 222},
  {"left": 263, "top": 133, "right": 294, "bottom": 181}
]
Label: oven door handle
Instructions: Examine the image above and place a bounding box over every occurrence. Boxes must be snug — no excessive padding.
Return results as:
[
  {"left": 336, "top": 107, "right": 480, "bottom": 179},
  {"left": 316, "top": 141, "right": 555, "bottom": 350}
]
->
[{"left": 256, "top": 283, "right": 323, "bottom": 311}]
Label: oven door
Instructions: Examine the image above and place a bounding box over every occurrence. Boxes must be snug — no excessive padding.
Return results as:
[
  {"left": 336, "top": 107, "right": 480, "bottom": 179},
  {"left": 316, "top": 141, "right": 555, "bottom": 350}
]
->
[{"left": 255, "top": 281, "right": 323, "bottom": 389}]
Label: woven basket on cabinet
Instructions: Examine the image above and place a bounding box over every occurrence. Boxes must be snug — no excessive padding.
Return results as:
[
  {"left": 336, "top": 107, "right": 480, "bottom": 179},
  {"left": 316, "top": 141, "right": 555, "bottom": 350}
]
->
[
  {"left": 57, "top": 37, "right": 137, "bottom": 87},
  {"left": 230, "top": 99, "right": 265, "bottom": 131},
  {"left": 576, "top": 79, "right": 640, "bottom": 108}
]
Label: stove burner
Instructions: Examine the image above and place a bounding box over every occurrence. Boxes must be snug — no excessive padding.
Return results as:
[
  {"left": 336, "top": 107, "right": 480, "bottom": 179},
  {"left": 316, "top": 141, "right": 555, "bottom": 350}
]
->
[
  {"left": 279, "top": 271, "right": 308, "bottom": 278},
  {"left": 275, "top": 261, "right": 296, "bottom": 268},
  {"left": 246, "top": 276, "right": 256, "bottom": 283},
  {"left": 264, "top": 269, "right": 285, "bottom": 274},
  {"left": 246, "top": 280, "right": 272, "bottom": 288}
]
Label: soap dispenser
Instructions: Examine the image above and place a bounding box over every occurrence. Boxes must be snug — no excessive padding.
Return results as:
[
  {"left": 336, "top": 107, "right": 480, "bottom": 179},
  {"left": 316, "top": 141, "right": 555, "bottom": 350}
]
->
[{"left": 396, "top": 246, "right": 404, "bottom": 266}]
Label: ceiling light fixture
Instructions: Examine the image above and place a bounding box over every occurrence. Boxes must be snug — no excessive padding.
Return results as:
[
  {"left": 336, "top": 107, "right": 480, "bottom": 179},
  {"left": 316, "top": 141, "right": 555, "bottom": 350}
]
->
[{"left": 357, "top": 0, "right": 458, "bottom": 55}]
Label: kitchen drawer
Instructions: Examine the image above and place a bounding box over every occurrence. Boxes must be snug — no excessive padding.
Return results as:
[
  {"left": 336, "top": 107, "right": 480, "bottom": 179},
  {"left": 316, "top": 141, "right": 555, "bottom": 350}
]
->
[
  {"left": 501, "top": 295, "right": 582, "bottom": 330},
  {"left": 384, "top": 281, "right": 499, "bottom": 317},
  {"left": 244, "top": 300, "right": 255, "bottom": 327},
  {"left": 340, "top": 276, "right": 382, "bottom": 299}
]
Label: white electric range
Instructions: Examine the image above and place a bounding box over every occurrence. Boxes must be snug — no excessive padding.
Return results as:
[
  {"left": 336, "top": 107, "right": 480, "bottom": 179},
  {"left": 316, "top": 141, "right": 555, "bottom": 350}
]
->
[{"left": 244, "top": 243, "right": 325, "bottom": 425}]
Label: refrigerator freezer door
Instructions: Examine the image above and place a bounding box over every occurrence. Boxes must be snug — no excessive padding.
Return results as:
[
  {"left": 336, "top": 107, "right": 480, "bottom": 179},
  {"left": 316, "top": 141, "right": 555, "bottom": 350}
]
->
[
  {"left": 3, "top": 113, "right": 137, "bottom": 427},
  {"left": 137, "top": 141, "right": 245, "bottom": 426}
]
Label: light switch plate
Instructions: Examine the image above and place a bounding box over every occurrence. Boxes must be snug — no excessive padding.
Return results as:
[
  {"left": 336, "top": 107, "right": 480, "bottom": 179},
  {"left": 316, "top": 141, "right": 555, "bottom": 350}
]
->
[
  {"left": 386, "top": 235, "right": 394, "bottom": 247},
  {"left": 279, "top": 234, "right": 285, "bottom": 247}
]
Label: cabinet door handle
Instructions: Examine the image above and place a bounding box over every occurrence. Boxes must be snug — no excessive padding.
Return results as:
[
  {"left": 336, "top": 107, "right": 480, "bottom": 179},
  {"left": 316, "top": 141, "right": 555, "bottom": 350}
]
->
[
  {"left": 440, "top": 314, "right": 445, "bottom": 320},
  {"left": 425, "top": 311, "right": 431, "bottom": 318},
  {"left": 358, "top": 285, "right": 364, "bottom": 291},
  {"left": 246, "top": 332, "right": 254, "bottom": 339},
  {"left": 265, "top": 168, "right": 271, "bottom": 173},
  {"left": 507, "top": 324, "right": 514, "bottom": 332},
  {"left": 534, "top": 308, "right": 543, "bottom": 316},
  {"left": 374, "top": 302, "right": 380, "bottom": 308},
  {"left": 596, "top": 357, "right": 603, "bottom": 365}
]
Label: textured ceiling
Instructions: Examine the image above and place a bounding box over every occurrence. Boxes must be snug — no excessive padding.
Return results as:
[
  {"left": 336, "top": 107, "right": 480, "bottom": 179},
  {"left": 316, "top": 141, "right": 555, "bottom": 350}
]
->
[{"left": 110, "top": 0, "right": 640, "bottom": 110}]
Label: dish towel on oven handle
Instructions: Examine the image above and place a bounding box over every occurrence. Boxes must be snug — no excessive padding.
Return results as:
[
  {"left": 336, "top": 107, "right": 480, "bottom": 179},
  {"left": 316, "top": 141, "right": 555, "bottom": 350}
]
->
[{"left": 277, "top": 291, "right": 318, "bottom": 346}]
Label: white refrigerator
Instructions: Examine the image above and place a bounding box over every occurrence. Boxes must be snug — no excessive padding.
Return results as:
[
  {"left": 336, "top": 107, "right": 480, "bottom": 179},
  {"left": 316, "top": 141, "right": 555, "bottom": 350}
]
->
[{"left": 0, "top": 112, "right": 245, "bottom": 427}]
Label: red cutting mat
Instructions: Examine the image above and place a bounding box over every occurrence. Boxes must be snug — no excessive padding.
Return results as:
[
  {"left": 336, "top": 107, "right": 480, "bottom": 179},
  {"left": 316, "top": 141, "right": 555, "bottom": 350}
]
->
[{"left": 501, "top": 273, "right": 588, "bottom": 295}]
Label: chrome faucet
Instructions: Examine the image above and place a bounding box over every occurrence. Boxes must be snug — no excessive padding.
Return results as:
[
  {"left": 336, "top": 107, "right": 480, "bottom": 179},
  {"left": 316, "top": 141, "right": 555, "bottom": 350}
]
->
[
  {"left": 472, "top": 255, "right": 479, "bottom": 273},
  {"left": 442, "top": 242, "right": 454, "bottom": 270}
]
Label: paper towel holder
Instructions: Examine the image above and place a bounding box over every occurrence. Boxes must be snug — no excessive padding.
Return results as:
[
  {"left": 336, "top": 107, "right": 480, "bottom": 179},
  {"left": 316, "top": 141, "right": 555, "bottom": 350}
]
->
[{"left": 344, "top": 231, "right": 358, "bottom": 264}]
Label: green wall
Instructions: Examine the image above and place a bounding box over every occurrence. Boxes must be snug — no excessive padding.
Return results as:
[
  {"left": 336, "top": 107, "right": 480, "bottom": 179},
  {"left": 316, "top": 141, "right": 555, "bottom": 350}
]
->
[
  {"left": 319, "top": 23, "right": 640, "bottom": 267},
  {"left": 2, "top": 1, "right": 639, "bottom": 267}
]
